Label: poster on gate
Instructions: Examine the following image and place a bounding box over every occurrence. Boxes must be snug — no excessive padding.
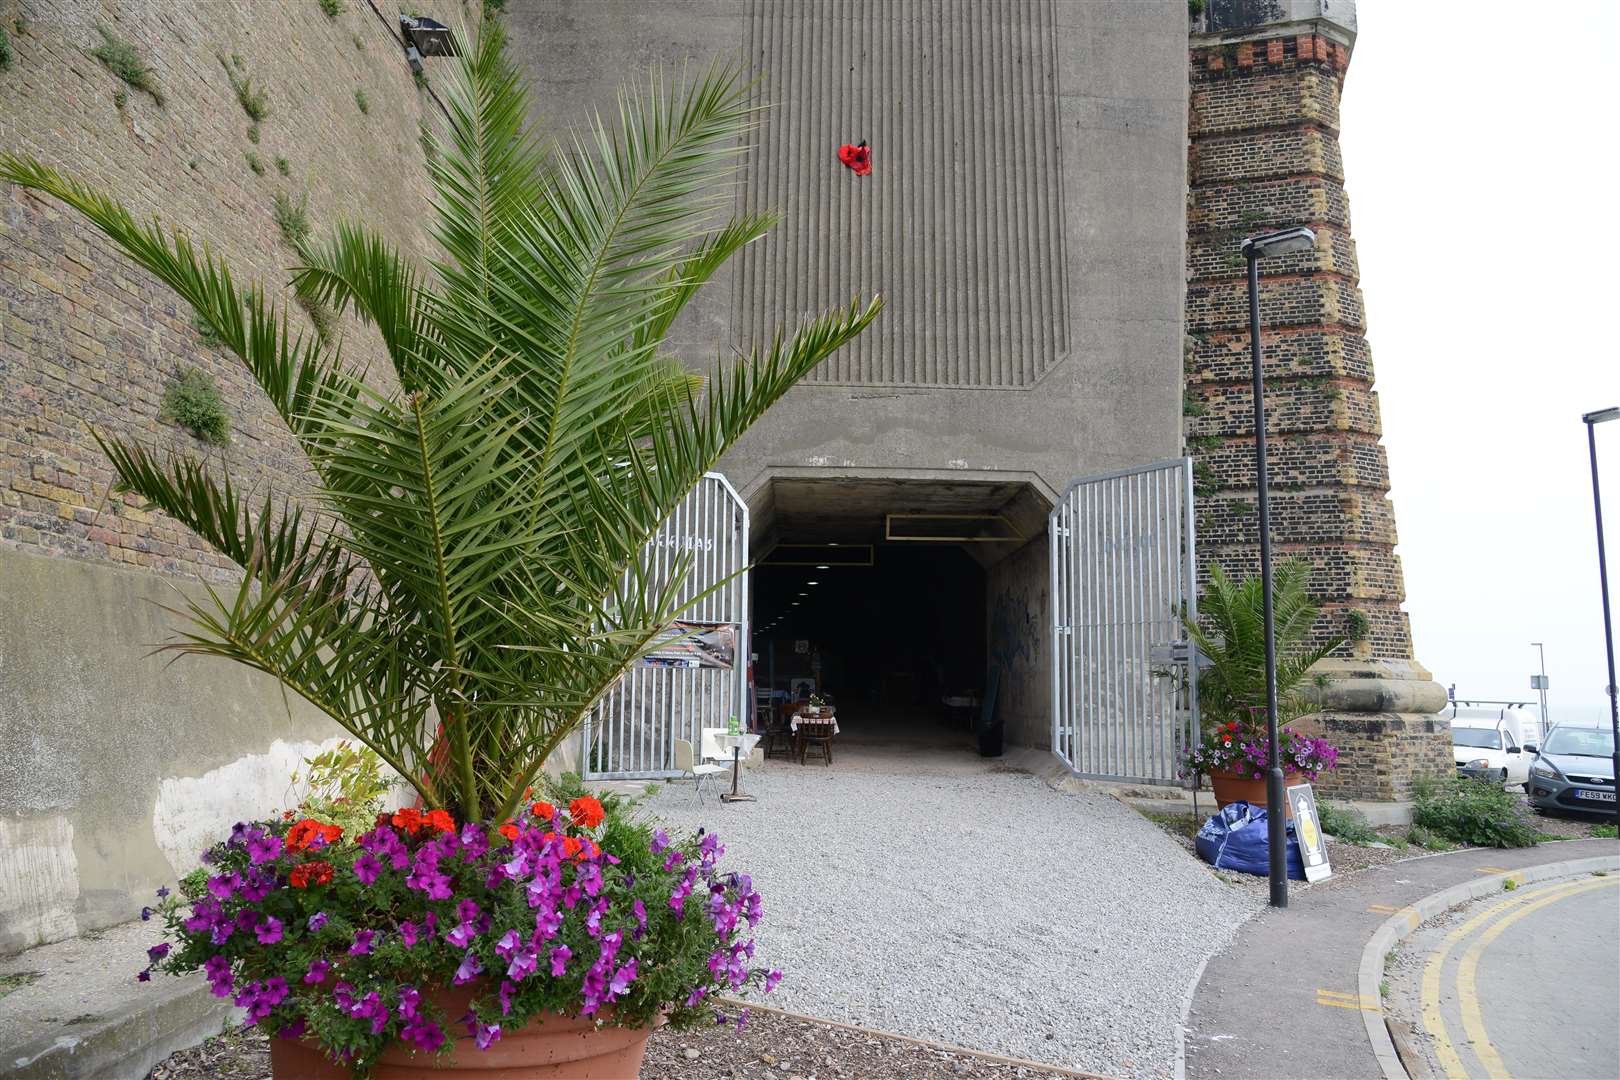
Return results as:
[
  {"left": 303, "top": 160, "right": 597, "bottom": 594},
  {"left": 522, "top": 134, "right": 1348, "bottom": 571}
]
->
[
  {"left": 638, "top": 621, "right": 735, "bottom": 669},
  {"left": 1286, "top": 782, "right": 1333, "bottom": 882}
]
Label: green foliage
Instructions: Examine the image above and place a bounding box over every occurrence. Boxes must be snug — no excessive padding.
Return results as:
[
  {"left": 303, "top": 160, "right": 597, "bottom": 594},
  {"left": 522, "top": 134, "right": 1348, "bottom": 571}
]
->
[
  {"left": 271, "top": 190, "right": 311, "bottom": 248},
  {"left": 247, "top": 122, "right": 261, "bottom": 144},
  {"left": 1344, "top": 608, "right": 1371, "bottom": 642},
  {"left": 244, "top": 151, "right": 264, "bottom": 175},
  {"left": 1188, "top": 0, "right": 1206, "bottom": 18},
  {"left": 288, "top": 741, "right": 390, "bottom": 837},
  {"left": 1192, "top": 458, "right": 1218, "bottom": 499},
  {"left": 1182, "top": 394, "right": 1207, "bottom": 418},
  {"left": 191, "top": 311, "right": 225, "bottom": 350},
  {"left": 418, "top": 122, "right": 436, "bottom": 161},
  {"left": 294, "top": 291, "right": 337, "bottom": 344},
  {"left": 1411, "top": 776, "right": 1541, "bottom": 849},
  {"left": 1502, "top": 877, "right": 1518, "bottom": 891},
  {"left": 352, "top": 32, "right": 365, "bottom": 50},
  {"left": 318, "top": 0, "right": 346, "bottom": 17},
  {"left": 354, "top": 87, "right": 369, "bottom": 114},
  {"left": 222, "top": 57, "right": 269, "bottom": 121},
  {"left": 1317, "top": 800, "right": 1379, "bottom": 845},
  {"left": 1593, "top": 823, "right": 1618, "bottom": 839},
  {"left": 413, "top": 68, "right": 427, "bottom": 90},
  {"left": 275, "top": 156, "right": 291, "bottom": 177},
  {"left": 113, "top": 89, "right": 128, "bottom": 111},
  {"left": 92, "top": 25, "right": 163, "bottom": 104},
  {"left": 0, "top": 26, "right": 880, "bottom": 825},
  {"left": 1183, "top": 560, "right": 1344, "bottom": 730},
  {"left": 160, "top": 369, "right": 231, "bottom": 446},
  {"left": 0, "top": 25, "right": 13, "bottom": 73},
  {"left": 1406, "top": 824, "right": 1452, "bottom": 851}
]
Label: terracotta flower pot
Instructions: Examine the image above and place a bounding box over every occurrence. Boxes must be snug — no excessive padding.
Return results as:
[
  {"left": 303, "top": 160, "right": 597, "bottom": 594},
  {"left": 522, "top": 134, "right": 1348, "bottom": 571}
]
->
[
  {"left": 1208, "top": 767, "right": 1303, "bottom": 819},
  {"left": 269, "top": 985, "right": 658, "bottom": 1079}
]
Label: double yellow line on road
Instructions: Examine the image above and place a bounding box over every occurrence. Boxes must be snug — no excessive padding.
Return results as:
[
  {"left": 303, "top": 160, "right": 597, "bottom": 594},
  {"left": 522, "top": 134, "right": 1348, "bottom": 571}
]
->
[{"left": 1419, "top": 875, "right": 1619, "bottom": 1079}]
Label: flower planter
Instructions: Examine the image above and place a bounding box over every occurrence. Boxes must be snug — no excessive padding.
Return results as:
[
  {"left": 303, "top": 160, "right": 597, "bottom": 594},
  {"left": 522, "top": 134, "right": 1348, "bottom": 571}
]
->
[
  {"left": 269, "top": 987, "right": 657, "bottom": 1079},
  {"left": 1208, "top": 767, "right": 1303, "bottom": 819}
]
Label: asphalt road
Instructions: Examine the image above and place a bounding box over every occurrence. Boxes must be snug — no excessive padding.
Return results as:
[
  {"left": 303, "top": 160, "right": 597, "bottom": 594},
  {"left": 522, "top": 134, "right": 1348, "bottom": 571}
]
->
[{"left": 1388, "top": 873, "right": 1620, "bottom": 1079}]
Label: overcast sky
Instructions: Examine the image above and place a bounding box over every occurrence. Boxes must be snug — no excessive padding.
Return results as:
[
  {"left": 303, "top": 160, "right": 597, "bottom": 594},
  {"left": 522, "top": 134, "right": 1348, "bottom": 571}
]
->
[{"left": 1338, "top": 1, "right": 1619, "bottom": 726}]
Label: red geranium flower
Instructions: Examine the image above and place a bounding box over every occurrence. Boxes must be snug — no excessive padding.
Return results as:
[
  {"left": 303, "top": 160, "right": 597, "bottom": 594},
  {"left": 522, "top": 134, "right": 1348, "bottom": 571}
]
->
[
  {"left": 497, "top": 822, "right": 520, "bottom": 841},
  {"left": 561, "top": 836, "right": 584, "bottom": 859},
  {"left": 424, "top": 809, "right": 455, "bottom": 834},
  {"left": 286, "top": 818, "right": 343, "bottom": 852},
  {"left": 289, "top": 861, "right": 334, "bottom": 889},
  {"left": 837, "top": 140, "right": 872, "bottom": 176},
  {"left": 569, "top": 796, "right": 605, "bottom": 830},
  {"left": 391, "top": 807, "right": 423, "bottom": 833},
  {"left": 531, "top": 801, "right": 556, "bottom": 820}
]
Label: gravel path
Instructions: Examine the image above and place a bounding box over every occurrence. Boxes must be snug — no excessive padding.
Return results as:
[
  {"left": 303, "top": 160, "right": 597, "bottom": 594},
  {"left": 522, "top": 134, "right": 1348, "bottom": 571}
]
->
[{"left": 639, "top": 742, "right": 1264, "bottom": 1080}]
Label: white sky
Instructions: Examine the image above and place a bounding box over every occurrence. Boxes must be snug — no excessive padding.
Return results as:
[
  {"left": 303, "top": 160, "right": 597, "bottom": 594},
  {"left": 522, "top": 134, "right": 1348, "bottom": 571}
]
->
[{"left": 1339, "top": 1, "right": 1620, "bottom": 726}]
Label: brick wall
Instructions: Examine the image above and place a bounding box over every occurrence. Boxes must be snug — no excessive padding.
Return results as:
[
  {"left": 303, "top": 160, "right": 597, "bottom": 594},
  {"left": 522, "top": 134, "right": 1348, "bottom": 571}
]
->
[
  {"left": 1185, "top": 30, "right": 1412, "bottom": 662},
  {"left": 0, "top": 0, "right": 463, "bottom": 580}
]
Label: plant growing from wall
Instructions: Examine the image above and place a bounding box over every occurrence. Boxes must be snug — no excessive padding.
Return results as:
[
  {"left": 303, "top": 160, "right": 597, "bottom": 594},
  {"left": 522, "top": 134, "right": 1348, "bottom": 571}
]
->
[
  {"left": 113, "top": 89, "right": 128, "bottom": 111},
  {"left": 0, "top": 25, "right": 13, "bottom": 73},
  {"left": 244, "top": 151, "right": 264, "bottom": 175},
  {"left": 1343, "top": 607, "right": 1370, "bottom": 643},
  {"left": 191, "top": 311, "right": 225, "bottom": 350},
  {"left": 221, "top": 56, "right": 269, "bottom": 121},
  {"left": 354, "top": 86, "right": 369, "bottom": 114},
  {"left": 317, "top": 0, "right": 346, "bottom": 17},
  {"left": 92, "top": 25, "right": 163, "bottom": 105},
  {"left": 246, "top": 122, "right": 261, "bottom": 144},
  {"left": 275, "top": 156, "right": 291, "bottom": 177},
  {"left": 0, "top": 23, "right": 879, "bottom": 826},
  {"left": 271, "top": 190, "right": 311, "bottom": 248},
  {"left": 160, "top": 368, "right": 231, "bottom": 446}
]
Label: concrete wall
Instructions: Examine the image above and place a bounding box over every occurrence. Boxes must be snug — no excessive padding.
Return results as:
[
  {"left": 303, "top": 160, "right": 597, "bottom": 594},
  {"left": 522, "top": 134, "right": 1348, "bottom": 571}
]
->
[
  {"left": 0, "top": 0, "right": 462, "bottom": 953},
  {"left": 503, "top": 0, "right": 1190, "bottom": 506},
  {"left": 987, "top": 533, "right": 1051, "bottom": 750}
]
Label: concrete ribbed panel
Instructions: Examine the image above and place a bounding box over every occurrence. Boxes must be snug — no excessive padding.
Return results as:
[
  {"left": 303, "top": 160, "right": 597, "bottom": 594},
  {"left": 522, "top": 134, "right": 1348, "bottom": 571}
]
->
[{"left": 733, "top": 0, "right": 1070, "bottom": 388}]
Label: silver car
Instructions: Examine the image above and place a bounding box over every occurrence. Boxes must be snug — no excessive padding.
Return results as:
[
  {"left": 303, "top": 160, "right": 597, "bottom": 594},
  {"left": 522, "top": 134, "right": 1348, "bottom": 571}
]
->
[{"left": 1527, "top": 724, "right": 1616, "bottom": 815}]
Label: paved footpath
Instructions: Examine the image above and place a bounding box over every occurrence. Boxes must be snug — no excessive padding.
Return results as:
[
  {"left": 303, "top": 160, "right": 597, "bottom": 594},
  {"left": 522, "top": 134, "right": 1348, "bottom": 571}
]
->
[{"left": 1181, "top": 837, "right": 1619, "bottom": 1080}]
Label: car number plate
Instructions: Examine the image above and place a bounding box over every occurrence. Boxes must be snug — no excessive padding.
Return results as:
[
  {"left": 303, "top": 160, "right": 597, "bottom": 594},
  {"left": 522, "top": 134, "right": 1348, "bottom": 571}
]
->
[{"left": 1575, "top": 789, "right": 1616, "bottom": 802}]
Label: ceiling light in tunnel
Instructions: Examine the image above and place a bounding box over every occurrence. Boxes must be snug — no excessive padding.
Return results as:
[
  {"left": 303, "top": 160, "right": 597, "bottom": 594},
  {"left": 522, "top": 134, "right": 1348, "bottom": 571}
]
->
[
  {"left": 806, "top": 581, "right": 819, "bottom": 585},
  {"left": 815, "top": 565, "right": 829, "bottom": 570}
]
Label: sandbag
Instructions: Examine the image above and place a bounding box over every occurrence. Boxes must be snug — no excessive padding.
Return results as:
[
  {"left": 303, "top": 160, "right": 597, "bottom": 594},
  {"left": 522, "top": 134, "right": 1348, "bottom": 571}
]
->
[{"left": 1195, "top": 800, "right": 1305, "bottom": 880}]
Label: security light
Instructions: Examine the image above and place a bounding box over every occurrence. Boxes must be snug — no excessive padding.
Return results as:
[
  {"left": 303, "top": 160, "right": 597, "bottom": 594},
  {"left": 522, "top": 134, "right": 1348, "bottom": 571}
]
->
[
  {"left": 1584, "top": 406, "right": 1620, "bottom": 425},
  {"left": 815, "top": 564, "right": 830, "bottom": 570},
  {"left": 1241, "top": 226, "right": 1316, "bottom": 259},
  {"left": 401, "top": 15, "right": 458, "bottom": 57}
]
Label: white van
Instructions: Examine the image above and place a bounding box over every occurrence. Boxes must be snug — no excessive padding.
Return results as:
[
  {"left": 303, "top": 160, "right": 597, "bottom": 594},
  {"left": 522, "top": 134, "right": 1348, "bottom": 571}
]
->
[{"left": 1450, "top": 721, "right": 1532, "bottom": 788}]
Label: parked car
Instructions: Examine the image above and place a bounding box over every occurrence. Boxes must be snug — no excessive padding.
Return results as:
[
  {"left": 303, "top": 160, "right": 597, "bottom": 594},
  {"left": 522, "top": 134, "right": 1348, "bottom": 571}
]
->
[
  {"left": 1451, "top": 724, "right": 1531, "bottom": 788},
  {"left": 1528, "top": 723, "right": 1617, "bottom": 815}
]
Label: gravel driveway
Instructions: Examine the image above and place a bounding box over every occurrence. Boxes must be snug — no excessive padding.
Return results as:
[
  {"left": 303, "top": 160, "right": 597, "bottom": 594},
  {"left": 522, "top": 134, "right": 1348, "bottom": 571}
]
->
[{"left": 639, "top": 738, "right": 1264, "bottom": 1080}]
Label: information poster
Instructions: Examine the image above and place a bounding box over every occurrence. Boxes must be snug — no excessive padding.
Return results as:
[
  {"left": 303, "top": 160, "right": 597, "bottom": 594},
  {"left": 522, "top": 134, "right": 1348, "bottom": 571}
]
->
[
  {"left": 638, "top": 622, "right": 736, "bottom": 669},
  {"left": 1286, "top": 782, "right": 1333, "bottom": 883}
]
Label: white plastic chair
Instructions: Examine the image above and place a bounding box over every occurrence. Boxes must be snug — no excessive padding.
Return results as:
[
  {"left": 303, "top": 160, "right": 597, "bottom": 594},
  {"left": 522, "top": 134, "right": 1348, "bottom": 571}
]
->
[
  {"left": 673, "top": 738, "right": 725, "bottom": 804},
  {"left": 700, "top": 727, "right": 728, "bottom": 764}
]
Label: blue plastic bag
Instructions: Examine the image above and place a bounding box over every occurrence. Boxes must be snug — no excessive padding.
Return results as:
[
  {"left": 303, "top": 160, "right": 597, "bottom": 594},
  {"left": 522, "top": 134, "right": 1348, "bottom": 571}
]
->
[{"left": 1195, "top": 801, "right": 1305, "bottom": 880}]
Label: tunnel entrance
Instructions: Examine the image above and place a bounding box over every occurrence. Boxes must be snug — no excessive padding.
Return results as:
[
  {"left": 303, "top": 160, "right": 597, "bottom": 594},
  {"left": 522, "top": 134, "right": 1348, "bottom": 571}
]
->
[{"left": 748, "top": 476, "right": 1052, "bottom": 753}]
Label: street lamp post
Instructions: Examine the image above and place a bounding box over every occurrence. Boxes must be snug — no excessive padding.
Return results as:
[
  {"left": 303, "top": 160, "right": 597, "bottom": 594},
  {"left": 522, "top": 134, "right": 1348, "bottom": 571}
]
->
[
  {"left": 1243, "top": 226, "right": 1316, "bottom": 909},
  {"left": 1581, "top": 406, "right": 1619, "bottom": 831},
  {"left": 1530, "top": 641, "right": 1549, "bottom": 743}
]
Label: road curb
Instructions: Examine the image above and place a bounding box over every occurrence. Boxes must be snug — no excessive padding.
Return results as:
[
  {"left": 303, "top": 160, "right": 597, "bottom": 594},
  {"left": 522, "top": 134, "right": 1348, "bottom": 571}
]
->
[{"left": 1355, "top": 853, "right": 1620, "bottom": 1080}]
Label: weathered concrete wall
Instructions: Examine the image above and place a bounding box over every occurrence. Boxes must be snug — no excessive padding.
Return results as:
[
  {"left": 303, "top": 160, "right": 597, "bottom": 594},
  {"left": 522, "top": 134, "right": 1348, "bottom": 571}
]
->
[
  {"left": 0, "top": 0, "right": 463, "bottom": 953},
  {"left": 987, "top": 533, "right": 1051, "bottom": 750},
  {"left": 504, "top": 0, "right": 1189, "bottom": 507},
  {"left": 0, "top": 549, "right": 343, "bottom": 954}
]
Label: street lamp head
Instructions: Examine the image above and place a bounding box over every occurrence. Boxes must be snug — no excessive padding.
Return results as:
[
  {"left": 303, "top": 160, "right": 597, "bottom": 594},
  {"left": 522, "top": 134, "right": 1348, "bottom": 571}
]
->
[
  {"left": 1582, "top": 406, "right": 1620, "bottom": 425},
  {"left": 1242, "top": 226, "right": 1317, "bottom": 260}
]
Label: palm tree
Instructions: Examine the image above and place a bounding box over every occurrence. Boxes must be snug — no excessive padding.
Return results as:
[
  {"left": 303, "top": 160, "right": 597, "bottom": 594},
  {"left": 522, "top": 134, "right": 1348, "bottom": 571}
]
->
[
  {"left": 1183, "top": 560, "right": 1344, "bottom": 731},
  {"left": 0, "top": 24, "right": 879, "bottom": 825}
]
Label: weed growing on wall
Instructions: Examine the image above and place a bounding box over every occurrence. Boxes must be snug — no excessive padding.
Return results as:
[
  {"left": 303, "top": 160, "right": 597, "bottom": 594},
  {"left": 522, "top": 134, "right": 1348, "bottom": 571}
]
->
[
  {"left": 1343, "top": 608, "right": 1370, "bottom": 642},
  {"left": 191, "top": 312, "right": 225, "bottom": 350},
  {"left": 221, "top": 57, "right": 269, "bottom": 121},
  {"left": 272, "top": 191, "right": 311, "bottom": 248},
  {"left": 354, "top": 87, "right": 369, "bottom": 114},
  {"left": 0, "top": 25, "right": 13, "bottom": 73},
  {"left": 245, "top": 151, "right": 265, "bottom": 175},
  {"left": 160, "top": 369, "right": 231, "bottom": 446},
  {"left": 113, "top": 89, "right": 128, "bottom": 111},
  {"left": 246, "top": 122, "right": 261, "bottom": 144},
  {"left": 352, "top": 32, "right": 364, "bottom": 50},
  {"left": 318, "top": 0, "right": 346, "bottom": 18},
  {"left": 275, "top": 156, "right": 291, "bottom": 177},
  {"left": 92, "top": 25, "right": 163, "bottom": 105}
]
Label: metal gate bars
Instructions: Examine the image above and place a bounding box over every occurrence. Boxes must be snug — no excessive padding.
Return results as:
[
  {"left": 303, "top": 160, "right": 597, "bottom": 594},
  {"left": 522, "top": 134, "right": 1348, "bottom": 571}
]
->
[
  {"left": 1049, "top": 458, "right": 1198, "bottom": 785},
  {"left": 582, "top": 474, "right": 750, "bottom": 779}
]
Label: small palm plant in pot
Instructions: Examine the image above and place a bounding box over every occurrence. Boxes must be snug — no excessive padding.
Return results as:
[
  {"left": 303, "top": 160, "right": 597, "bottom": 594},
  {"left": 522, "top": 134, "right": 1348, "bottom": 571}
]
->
[
  {"left": 2, "top": 20, "right": 877, "bottom": 1079},
  {"left": 1179, "top": 560, "right": 1344, "bottom": 810}
]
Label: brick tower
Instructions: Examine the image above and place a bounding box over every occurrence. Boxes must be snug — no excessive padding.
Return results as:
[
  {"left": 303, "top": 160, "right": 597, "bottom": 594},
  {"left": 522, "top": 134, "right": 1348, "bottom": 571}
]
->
[{"left": 1186, "top": 1, "right": 1448, "bottom": 800}]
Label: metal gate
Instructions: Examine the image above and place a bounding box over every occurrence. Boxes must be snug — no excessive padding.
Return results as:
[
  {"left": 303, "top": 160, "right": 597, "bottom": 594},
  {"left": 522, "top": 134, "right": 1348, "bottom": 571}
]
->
[
  {"left": 582, "top": 474, "right": 750, "bottom": 779},
  {"left": 1049, "top": 458, "right": 1198, "bottom": 785}
]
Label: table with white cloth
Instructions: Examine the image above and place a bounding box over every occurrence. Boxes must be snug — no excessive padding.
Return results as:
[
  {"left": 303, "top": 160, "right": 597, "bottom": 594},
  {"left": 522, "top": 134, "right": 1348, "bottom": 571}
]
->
[
  {"left": 789, "top": 711, "right": 838, "bottom": 765},
  {"left": 712, "top": 731, "right": 761, "bottom": 803}
]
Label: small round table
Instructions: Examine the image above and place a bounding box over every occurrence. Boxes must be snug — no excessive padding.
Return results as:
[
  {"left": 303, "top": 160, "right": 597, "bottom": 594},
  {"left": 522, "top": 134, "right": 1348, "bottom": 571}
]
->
[{"left": 714, "top": 731, "right": 762, "bottom": 803}]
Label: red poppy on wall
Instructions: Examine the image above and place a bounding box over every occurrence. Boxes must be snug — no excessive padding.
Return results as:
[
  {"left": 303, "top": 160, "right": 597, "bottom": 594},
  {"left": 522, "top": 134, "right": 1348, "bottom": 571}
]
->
[{"left": 837, "top": 140, "right": 872, "bottom": 176}]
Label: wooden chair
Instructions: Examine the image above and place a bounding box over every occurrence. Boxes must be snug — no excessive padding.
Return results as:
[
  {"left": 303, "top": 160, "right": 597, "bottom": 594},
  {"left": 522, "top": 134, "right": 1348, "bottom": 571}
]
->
[
  {"left": 796, "top": 720, "right": 834, "bottom": 766},
  {"left": 673, "top": 738, "right": 725, "bottom": 803}
]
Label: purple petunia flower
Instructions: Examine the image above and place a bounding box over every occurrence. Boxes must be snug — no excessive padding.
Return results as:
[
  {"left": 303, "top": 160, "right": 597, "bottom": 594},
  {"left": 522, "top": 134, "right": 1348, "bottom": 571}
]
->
[
  {"left": 246, "top": 834, "right": 282, "bottom": 865},
  {"left": 304, "top": 959, "right": 330, "bottom": 984},
  {"left": 140, "top": 906, "right": 153, "bottom": 922},
  {"left": 155, "top": 886, "right": 170, "bottom": 899},
  {"left": 549, "top": 944, "right": 571, "bottom": 976},
  {"left": 255, "top": 916, "right": 284, "bottom": 945},
  {"left": 136, "top": 970, "right": 150, "bottom": 982},
  {"left": 473, "top": 1021, "right": 502, "bottom": 1050},
  {"left": 454, "top": 950, "right": 483, "bottom": 985},
  {"left": 206, "top": 872, "right": 241, "bottom": 900},
  {"left": 353, "top": 852, "right": 382, "bottom": 886},
  {"left": 308, "top": 911, "right": 328, "bottom": 932},
  {"left": 399, "top": 920, "right": 420, "bottom": 948},
  {"left": 349, "top": 929, "right": 377, "bottom": 955},
  {"left": 764, "top": 969, "right": 782, "bottom": 993},
  {"left": 608, "top": 957, "right": 637, "bottom": 997},
  {"left": 147, "top": 942, "right": 170, "bottom": 963},
  {"left": 685, "top": 986, "right": 706, "bottom": 1008},
  {"left": 650, "top": 828, "right": 670, "bottom": 855}
]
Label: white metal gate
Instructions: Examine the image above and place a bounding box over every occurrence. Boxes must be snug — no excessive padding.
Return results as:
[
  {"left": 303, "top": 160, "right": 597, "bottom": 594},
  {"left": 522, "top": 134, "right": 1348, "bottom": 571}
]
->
[
  {"left": 1049, "top": 458, "right": 1198, "bottom": 785},
  {"left": 582, "top": 474, "right": 750, "bottom": 779}
]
